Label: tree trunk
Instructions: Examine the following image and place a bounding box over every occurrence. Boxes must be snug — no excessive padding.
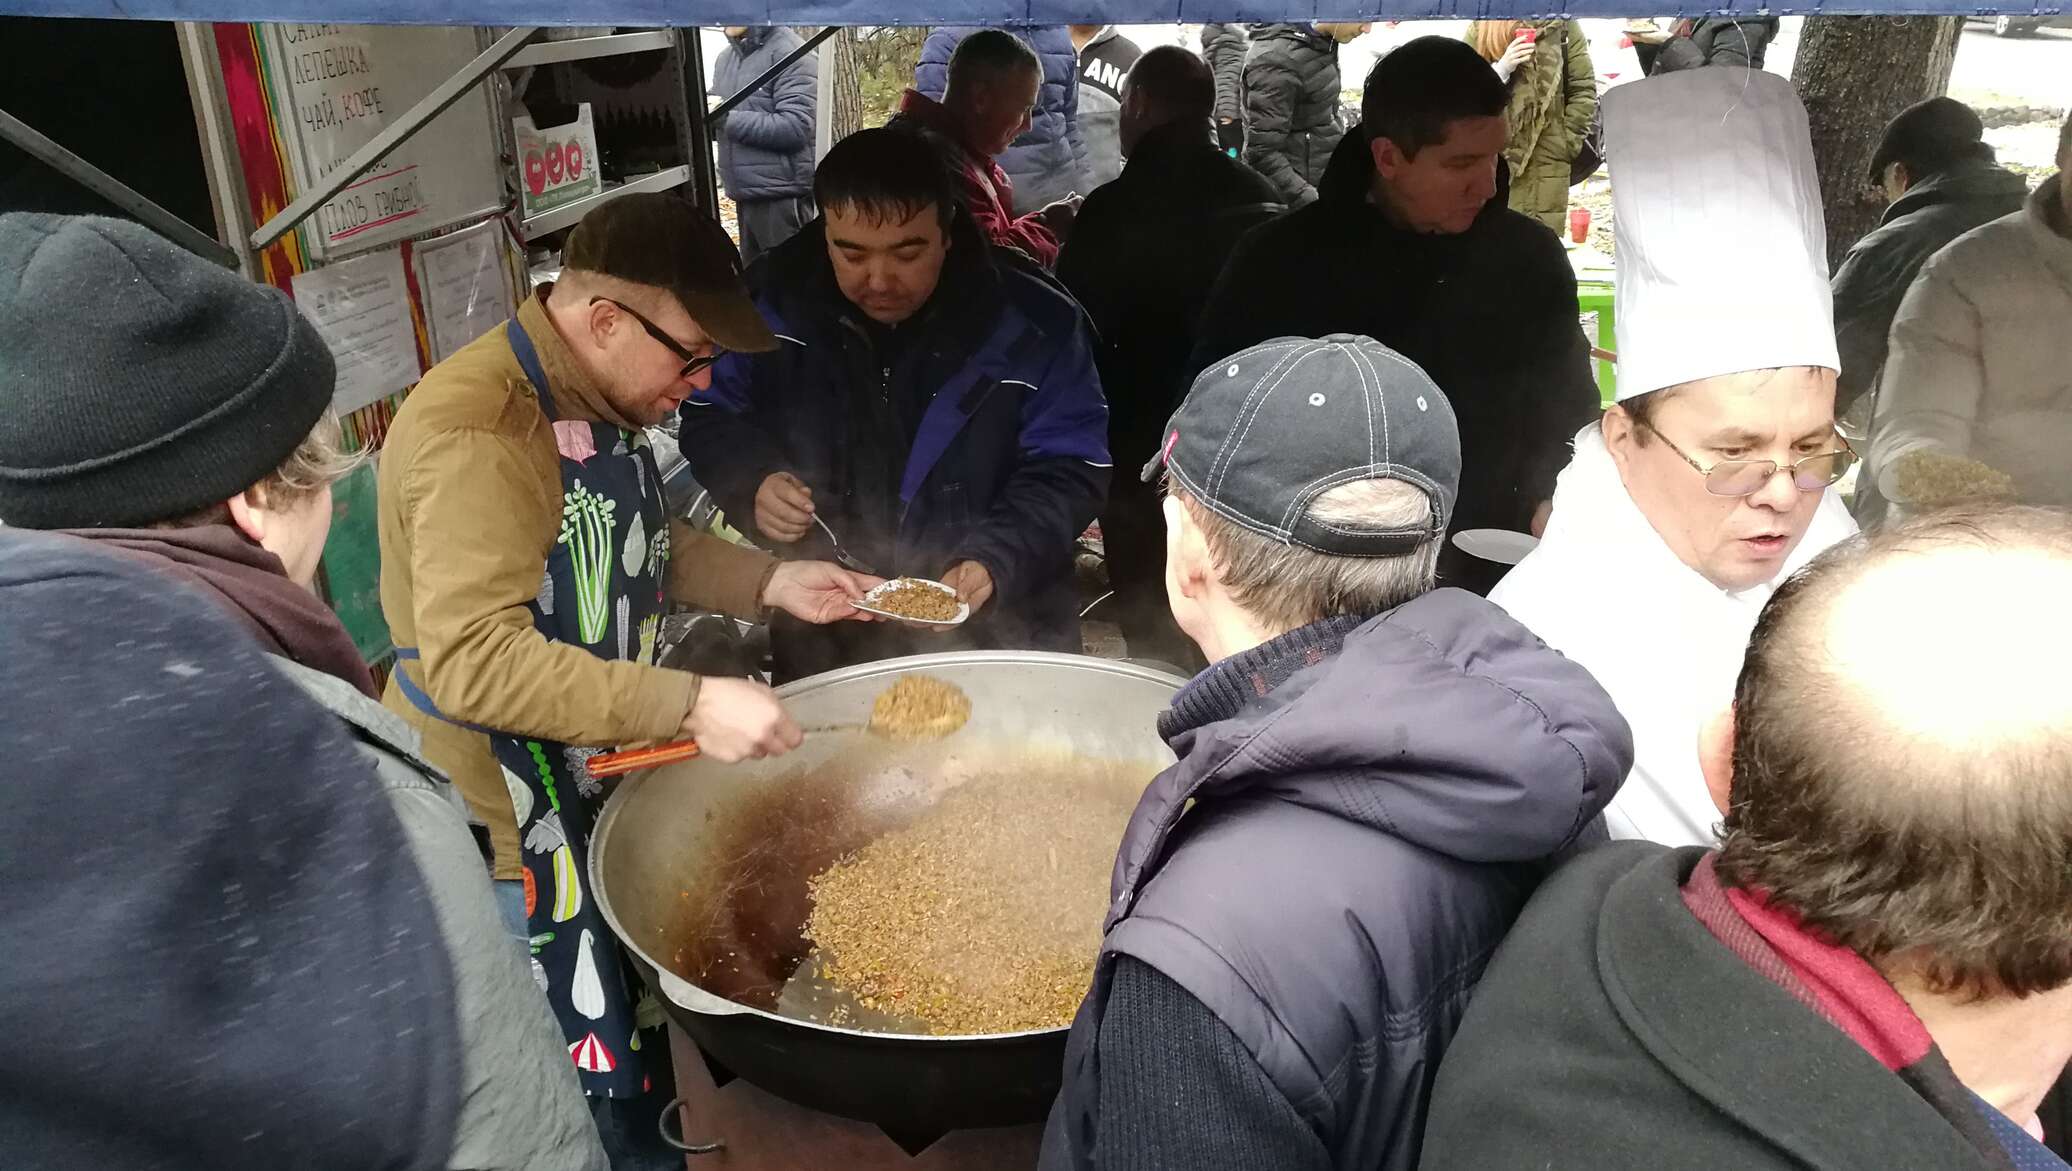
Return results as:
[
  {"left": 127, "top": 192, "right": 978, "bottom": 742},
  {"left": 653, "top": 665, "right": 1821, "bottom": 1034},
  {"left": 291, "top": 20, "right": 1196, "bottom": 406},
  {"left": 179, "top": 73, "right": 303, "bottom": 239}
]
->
[
  {"left": 825, "top": 28, "right": 866, "bottom": 145},
  {"left": 1792, "top": 16, "right": 1963, "bottom": 268}
]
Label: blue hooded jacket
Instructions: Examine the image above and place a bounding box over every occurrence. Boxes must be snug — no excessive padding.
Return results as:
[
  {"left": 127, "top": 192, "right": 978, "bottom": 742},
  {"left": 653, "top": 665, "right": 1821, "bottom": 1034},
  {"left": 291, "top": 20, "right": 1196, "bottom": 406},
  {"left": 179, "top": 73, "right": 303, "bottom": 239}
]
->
[{"left": 914, "top": 25, "right": 1088, "bottom": 214}]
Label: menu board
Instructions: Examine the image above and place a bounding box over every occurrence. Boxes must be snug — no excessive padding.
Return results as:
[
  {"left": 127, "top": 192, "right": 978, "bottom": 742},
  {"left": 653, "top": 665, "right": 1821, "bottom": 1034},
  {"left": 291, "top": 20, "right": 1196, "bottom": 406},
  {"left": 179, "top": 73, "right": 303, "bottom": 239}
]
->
[{"left": 263, "top": 24, "right": 502, "bottom": 259}]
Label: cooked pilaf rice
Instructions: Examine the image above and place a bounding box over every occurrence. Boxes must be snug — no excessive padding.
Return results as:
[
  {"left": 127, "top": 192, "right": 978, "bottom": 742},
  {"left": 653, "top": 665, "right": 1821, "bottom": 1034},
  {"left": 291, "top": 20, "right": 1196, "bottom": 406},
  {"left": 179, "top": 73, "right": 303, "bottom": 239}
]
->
[
  {"left": 803, "top": 768, "right": 1138, "bottom": 1035},
  {"left": 871, "top": 578, "right": 962, "bottom": 622}
]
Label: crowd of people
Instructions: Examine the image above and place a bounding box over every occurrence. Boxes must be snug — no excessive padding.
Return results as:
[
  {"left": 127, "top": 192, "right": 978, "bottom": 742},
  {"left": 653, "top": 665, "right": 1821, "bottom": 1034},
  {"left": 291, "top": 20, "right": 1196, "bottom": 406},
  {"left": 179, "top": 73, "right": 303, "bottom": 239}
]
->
[{"left": 0, "top": 18, "right": 2067, "bottom": 1171}]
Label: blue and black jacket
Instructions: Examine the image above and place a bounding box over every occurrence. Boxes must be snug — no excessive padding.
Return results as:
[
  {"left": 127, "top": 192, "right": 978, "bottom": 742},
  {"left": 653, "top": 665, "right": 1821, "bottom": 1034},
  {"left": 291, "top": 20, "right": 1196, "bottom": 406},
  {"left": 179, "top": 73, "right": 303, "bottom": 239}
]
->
[{"left": 680, "top": 210, "right": 1109, "bottom": 677}]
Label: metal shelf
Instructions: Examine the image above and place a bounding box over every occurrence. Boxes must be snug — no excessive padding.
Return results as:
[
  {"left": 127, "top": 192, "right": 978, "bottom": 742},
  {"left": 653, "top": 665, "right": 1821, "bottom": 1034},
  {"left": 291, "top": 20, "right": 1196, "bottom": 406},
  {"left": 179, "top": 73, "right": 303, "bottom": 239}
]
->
[
  {"left": 521, "top": 165, "right": 691, "bottom": 238},
  {"left": 502, "top": 31, "right": 676, "bottom": 70}
]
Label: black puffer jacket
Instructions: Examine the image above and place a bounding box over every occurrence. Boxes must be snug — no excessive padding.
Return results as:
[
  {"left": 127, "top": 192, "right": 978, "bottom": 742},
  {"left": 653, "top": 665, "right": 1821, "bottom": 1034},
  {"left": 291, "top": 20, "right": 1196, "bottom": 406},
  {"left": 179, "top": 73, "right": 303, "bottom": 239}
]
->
[
  {"left": 1242, "top": 24, "right": 1347, "bottom": 207},
  {"left": 1830, "top": 159, "right": 2028, "bottom": 417},
  {"left": 1193, "top": 129, "right": 1599, "bottom": 593},
  {"left": 1201, "top": 22, "right": 1249, "bottom": 125}
]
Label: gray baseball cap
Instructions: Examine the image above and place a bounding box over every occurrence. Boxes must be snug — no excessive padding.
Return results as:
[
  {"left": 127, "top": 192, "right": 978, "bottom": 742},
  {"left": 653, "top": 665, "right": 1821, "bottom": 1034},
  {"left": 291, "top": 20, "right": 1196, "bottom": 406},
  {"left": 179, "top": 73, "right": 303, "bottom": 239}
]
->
[{"left": 1141, "top": 335, "right": 1460, "bottom": 555}]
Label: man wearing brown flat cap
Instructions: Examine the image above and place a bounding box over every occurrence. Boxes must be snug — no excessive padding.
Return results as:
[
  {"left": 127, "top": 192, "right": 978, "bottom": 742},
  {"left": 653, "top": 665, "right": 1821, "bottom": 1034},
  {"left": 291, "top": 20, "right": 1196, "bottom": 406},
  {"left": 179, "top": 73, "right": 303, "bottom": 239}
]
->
[{"left": 377, "top": 192, "right": 876, "bottom": 1165}]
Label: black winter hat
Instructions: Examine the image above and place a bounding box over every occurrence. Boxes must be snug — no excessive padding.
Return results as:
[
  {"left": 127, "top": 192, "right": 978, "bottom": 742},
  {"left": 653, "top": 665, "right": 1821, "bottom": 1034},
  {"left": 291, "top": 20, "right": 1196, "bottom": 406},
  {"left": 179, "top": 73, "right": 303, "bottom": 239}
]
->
[{"left": 0, "top": 213, "right": 335, "bottom": 529}]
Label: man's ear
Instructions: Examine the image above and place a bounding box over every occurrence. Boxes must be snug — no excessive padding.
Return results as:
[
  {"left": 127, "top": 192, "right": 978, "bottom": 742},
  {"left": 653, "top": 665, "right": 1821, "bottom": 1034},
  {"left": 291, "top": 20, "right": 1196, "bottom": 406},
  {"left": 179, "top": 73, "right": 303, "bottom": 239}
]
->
[
  {"left": 1699, "top": 706, "right": 1737, "bottom": 818},
  {"left": 1163, "top": 495, "right": 1209, "bottom": 599},
  {"left": 226, "top": 489, "right": 268, "bottom": 545},
  {"left": 586, "top": 296, "right": 619, "bottom": 349},
  {"left": 1368, "top": 135, "right": 1397, "bottom": 181},
  {"left": 1601, "top": 404, "right": 1637, "bottom": 474}
]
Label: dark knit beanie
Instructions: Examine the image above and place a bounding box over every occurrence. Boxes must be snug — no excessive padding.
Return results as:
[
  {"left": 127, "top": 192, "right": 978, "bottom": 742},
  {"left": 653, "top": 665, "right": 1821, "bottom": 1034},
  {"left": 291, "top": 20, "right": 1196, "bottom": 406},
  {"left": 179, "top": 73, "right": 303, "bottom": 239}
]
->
[{"left": 0, "top": 213, "right": 336, "bottom": 529}]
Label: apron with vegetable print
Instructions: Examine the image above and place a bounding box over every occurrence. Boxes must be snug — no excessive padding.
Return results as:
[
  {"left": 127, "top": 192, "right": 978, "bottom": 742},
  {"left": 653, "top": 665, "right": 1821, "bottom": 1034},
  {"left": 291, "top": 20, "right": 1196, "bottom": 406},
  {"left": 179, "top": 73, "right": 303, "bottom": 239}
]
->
[{"left": 488, "top": 317, "right": 671, "bottom": 1098}]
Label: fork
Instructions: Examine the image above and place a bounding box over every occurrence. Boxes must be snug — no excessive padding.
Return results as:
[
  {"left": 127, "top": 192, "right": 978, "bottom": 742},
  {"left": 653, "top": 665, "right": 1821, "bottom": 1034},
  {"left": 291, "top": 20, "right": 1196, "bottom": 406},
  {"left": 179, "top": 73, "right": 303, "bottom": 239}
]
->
[{"left": 812, "top": 513, "right": 879, "bottom": 576}]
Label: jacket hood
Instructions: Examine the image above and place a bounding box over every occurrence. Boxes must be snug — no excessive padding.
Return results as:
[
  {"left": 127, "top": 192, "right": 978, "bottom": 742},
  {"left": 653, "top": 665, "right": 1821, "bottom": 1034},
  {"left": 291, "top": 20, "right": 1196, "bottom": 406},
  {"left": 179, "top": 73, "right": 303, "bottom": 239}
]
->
[
  {"left": 1152, "top": 589, "right": 1631, "bottom": 869},
  {"left": 1884, "top": 159, "right": 2029, "bottom": 224}
]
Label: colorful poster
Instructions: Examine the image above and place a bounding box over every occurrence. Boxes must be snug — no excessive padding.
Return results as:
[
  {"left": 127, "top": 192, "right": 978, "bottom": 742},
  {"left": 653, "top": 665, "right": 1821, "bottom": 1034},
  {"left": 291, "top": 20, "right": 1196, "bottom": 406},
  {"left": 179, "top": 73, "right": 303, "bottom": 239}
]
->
[
  {"left": 292, "top": 246, "right": 421, "bottom": 413},
  {"left": 514, "top": 105, "right": 603, "bottom": 219}
]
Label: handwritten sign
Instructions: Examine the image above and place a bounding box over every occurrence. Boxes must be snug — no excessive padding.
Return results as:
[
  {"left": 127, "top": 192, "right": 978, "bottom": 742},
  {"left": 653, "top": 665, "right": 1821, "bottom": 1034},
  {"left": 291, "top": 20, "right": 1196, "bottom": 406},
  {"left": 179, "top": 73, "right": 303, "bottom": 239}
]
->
[
  {"left": 515, "top": 105, "right": 603, "bottom": 219},
  {"left": 263, "top": 24, "right": 500, "bottom": 259}
]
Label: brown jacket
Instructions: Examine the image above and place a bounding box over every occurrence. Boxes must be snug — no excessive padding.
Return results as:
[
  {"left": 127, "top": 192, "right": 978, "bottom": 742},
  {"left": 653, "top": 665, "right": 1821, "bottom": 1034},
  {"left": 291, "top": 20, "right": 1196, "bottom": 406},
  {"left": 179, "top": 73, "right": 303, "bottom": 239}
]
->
[{"left": 378, "top": 292, "right": 776, "bottom": 877}]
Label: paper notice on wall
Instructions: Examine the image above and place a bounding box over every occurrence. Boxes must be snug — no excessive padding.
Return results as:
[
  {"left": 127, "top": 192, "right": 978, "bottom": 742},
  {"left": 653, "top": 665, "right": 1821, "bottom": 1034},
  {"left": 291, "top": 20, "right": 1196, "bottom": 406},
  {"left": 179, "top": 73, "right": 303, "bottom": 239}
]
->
[
  {"left": 414, "top": 221, "right": 516, "bottom": 364},
  {"left": 292, "top": 247, "right": 422, "bottom": 413}
]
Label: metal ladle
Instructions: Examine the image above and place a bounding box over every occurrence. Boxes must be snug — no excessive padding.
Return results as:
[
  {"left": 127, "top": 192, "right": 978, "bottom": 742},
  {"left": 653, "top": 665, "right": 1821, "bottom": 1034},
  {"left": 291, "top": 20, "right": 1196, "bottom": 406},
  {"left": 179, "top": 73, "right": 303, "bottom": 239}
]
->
[{"left": 586, "top": 675, "right": 970, "bottom": 779}]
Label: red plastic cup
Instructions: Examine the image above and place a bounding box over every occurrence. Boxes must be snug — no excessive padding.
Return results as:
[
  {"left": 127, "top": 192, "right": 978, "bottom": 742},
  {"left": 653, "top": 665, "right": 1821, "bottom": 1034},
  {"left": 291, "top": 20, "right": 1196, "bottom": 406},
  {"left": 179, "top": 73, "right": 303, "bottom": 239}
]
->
[
  {"left": 1569, "top": 206, "right": 1592, "bottom": 244},
  {"left": 1517, "top": 28, "right": 1539, "bottom": 43}
]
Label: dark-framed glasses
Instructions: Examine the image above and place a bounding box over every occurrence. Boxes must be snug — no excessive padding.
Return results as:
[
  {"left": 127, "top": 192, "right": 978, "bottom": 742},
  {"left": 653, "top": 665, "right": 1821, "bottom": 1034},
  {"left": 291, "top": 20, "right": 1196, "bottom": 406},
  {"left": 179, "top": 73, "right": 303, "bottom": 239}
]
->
[
  {"left": 591, "top": 296, "right": 723, "bottom": 379},
  {"left": 1638, "top": 421, "right": 1858, "bottom": 498}
]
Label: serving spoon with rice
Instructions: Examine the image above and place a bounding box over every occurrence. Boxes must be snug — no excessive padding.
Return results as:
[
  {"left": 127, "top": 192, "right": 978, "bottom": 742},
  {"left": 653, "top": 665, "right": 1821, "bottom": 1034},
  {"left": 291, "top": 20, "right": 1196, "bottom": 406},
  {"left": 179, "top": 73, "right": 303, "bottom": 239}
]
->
[{"left": 585, "top": 674, "right": 971, "bottom": 779}]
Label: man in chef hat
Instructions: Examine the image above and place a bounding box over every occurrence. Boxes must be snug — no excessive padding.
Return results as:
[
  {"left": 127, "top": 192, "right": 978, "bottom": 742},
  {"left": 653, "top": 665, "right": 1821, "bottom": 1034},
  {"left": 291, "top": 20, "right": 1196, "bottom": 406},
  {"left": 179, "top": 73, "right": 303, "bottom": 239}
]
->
[{"left": 1489, "top": 66, "right": 1860, "bottom": 847}]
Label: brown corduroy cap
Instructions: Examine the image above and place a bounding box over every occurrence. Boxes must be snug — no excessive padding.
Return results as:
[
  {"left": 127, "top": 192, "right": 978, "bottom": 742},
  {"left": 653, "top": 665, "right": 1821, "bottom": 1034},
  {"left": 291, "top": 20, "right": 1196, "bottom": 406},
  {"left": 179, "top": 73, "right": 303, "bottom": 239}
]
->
[{"left": 562, "top": 192, "right": 778, "bottom": 353}]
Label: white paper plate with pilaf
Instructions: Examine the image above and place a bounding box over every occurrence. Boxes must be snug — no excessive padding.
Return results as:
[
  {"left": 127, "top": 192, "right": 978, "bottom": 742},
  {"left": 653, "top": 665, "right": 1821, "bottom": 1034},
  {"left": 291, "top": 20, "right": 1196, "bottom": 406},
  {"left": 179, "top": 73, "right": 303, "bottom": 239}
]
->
[{"left": 856, "top": 577, "right": 970, "bottom": 628}]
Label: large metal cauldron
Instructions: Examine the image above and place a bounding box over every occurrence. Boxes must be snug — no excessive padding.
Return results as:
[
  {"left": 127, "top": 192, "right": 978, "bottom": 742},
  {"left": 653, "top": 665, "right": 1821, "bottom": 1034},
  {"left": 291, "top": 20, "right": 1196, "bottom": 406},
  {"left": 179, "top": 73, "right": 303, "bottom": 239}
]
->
[{"left": 589, "top": 651, "right": 1183, "bottom": 1142}]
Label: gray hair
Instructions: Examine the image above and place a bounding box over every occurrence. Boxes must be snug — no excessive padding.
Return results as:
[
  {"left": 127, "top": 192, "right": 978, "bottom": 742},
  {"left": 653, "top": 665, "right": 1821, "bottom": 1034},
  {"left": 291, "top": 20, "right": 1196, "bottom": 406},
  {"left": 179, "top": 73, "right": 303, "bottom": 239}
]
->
[{"left": 1177, "top": 477, "right": 1440, "bottom": 634}]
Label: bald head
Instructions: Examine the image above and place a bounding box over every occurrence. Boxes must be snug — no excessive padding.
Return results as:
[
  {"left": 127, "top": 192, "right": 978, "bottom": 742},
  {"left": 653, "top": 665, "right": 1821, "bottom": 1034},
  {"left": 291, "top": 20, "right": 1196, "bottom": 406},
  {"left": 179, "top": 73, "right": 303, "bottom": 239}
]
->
[
  {"left": 1720, "top": 505, "right": 2072, "bottom": 998},
  {"left": 1119, "top": 46, "right": 1215, "bottom": 155}
]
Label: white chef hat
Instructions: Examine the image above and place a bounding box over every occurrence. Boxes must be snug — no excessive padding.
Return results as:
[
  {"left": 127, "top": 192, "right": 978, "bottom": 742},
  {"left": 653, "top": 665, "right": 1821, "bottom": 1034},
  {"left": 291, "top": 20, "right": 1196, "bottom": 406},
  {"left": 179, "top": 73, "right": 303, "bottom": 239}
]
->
[{"left": 1602, "top": 68, "right": 1838, "bottom": 402}]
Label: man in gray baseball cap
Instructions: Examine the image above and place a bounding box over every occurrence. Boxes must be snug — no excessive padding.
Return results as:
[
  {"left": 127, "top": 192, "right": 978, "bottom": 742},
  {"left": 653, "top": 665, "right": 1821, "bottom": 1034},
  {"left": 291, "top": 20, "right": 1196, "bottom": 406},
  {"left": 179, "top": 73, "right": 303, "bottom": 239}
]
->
[{"left": 1041, "top": 335, "right": 1631, "bottom": 1171}]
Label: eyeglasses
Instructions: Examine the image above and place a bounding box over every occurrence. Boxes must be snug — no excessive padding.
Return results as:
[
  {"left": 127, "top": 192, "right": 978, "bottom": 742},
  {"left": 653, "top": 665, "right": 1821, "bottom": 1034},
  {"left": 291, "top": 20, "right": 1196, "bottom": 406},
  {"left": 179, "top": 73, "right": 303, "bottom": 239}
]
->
[
  {"left": 590, "top": 296, "right": 723, "bottom": 379},
  {"left": 1637, "top": 421, "right": 1858, "bottom": 497}
]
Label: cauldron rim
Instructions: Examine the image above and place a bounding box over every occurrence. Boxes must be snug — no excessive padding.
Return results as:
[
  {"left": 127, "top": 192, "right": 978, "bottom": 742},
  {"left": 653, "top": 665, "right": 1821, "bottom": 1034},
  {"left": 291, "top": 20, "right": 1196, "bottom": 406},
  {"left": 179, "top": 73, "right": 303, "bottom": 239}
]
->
[{"left": 589, "top": 648, "right": 1188, "bottom": 1045}]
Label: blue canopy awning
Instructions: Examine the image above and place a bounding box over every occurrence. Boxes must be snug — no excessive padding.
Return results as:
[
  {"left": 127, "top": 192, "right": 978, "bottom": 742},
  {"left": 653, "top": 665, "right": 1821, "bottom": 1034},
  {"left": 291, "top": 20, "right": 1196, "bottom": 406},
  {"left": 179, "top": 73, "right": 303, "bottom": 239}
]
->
[{"left": 3, "top": 0, "right": 2055, "bottom": 25}]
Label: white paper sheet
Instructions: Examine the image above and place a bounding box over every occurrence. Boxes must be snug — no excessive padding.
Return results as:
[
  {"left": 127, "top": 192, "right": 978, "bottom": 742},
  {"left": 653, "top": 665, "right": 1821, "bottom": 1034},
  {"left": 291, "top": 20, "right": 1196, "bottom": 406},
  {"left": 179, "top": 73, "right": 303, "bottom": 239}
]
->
[
  {"left": 414, "top": 221, "right": 516, "bottom": 364},
  {"left": 291, "top": 246, "right": 421, "bottom": 413}
]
